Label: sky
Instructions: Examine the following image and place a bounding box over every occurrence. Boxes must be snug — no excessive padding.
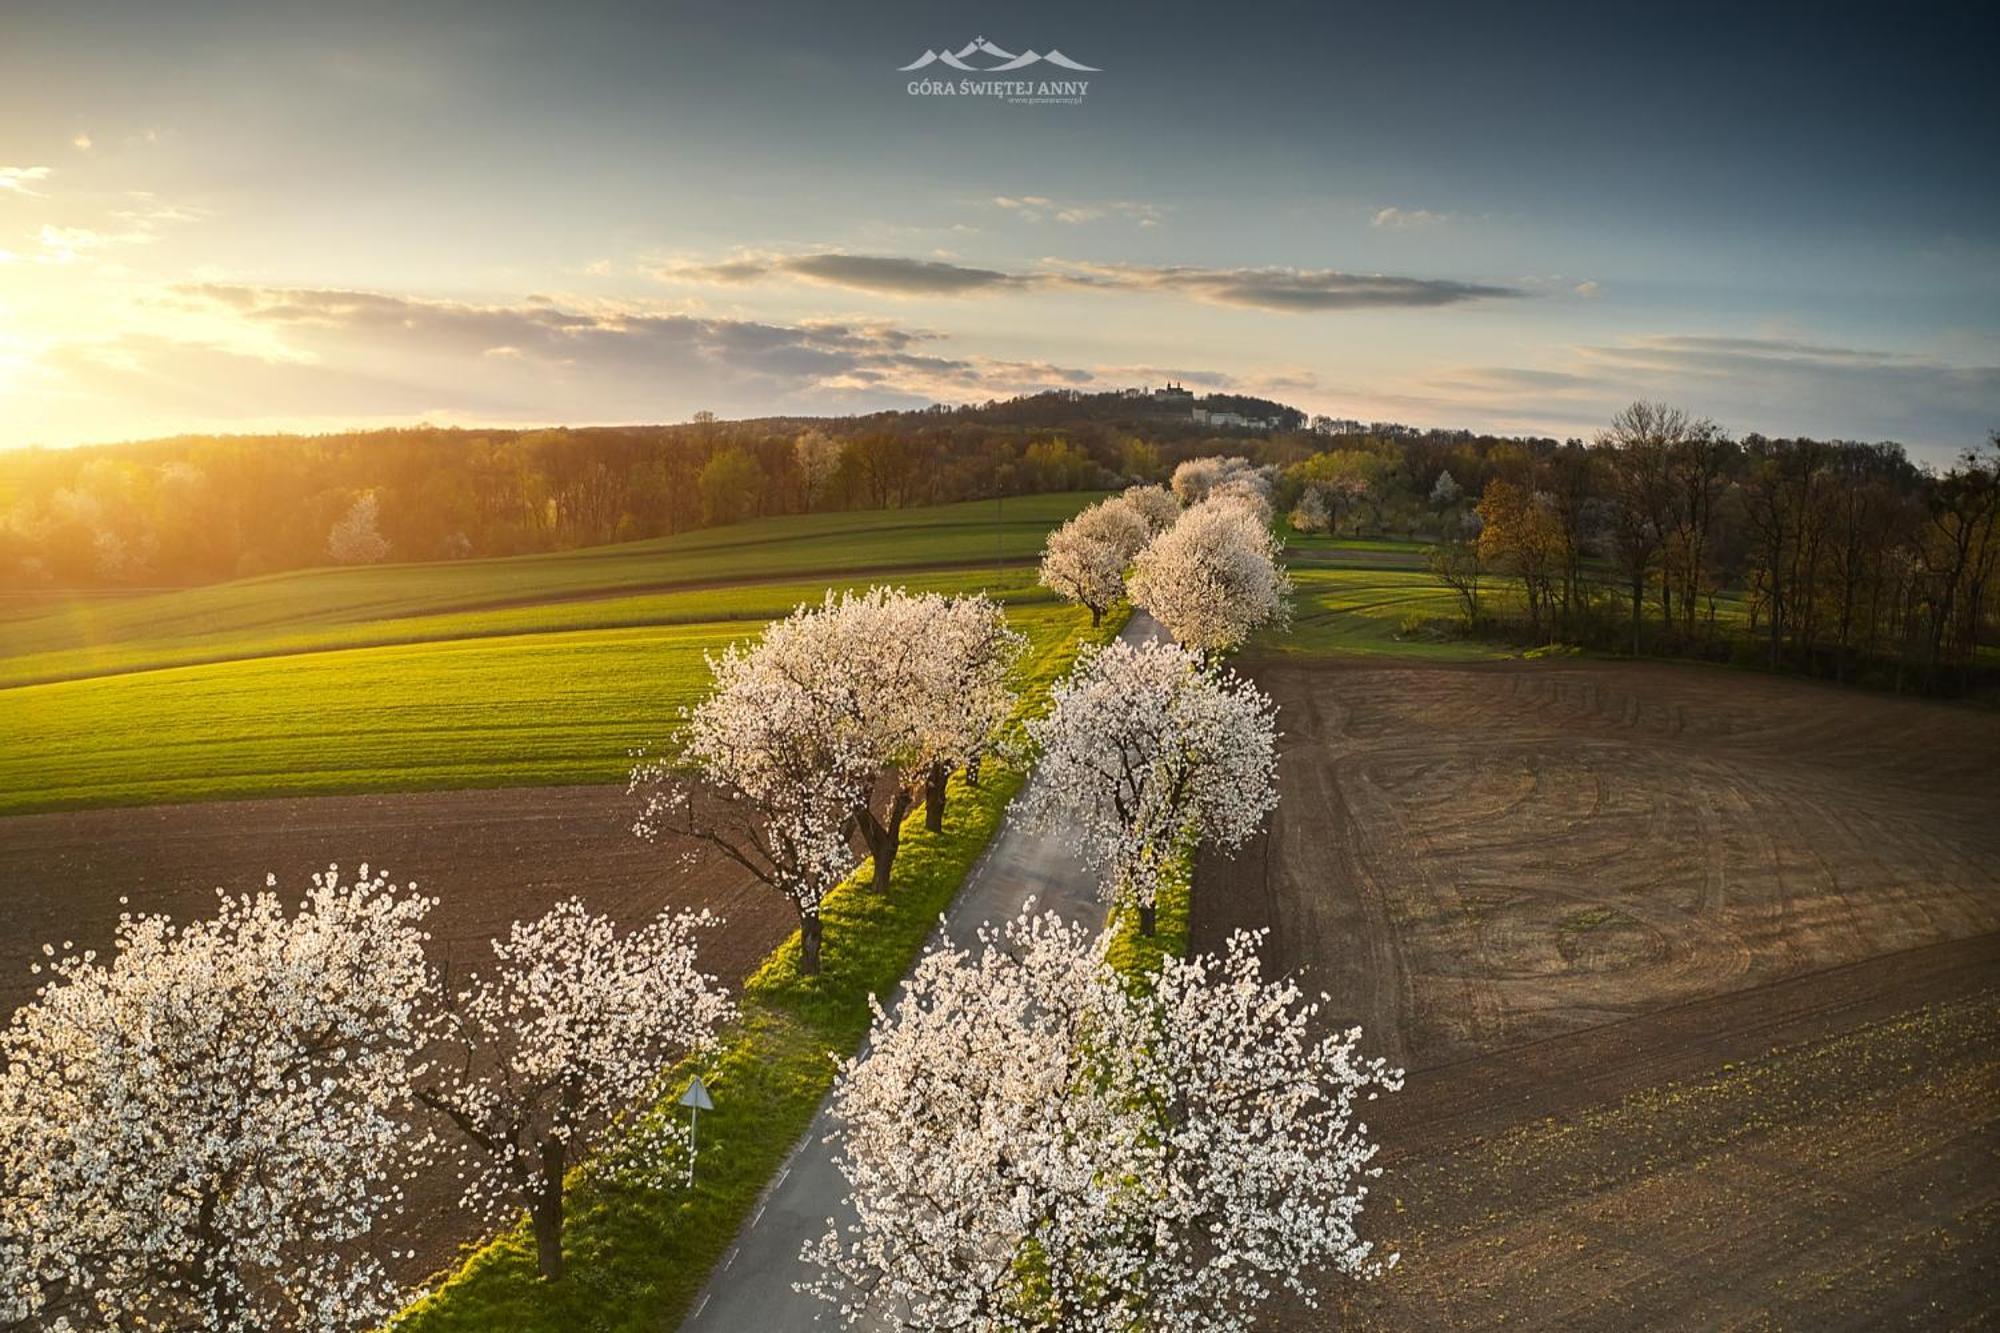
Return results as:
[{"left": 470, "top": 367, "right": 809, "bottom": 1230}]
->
[{"left": 1, "top": 0, "right": 1996, "bottom": 461}]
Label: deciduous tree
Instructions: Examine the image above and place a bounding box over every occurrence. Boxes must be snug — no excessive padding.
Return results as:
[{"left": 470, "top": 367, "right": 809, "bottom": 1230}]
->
[
  {"left": 1476, "top": 479, "right": 1567, "bottom": 643},
  {"left": 1039, "top": 517, "right": 1128, "bottom": 626},
  {"left": 1289, "top": 487, "right": 1331, "bottom": 534},
  {"left": 1127, "top": 499, "right": 1290, "bottom": 654},
  {"left": 632, "top": 619, "right": 865, "bottom": 974},
  {"left": 326, "top": 491, "right": 391, "bottom": 564},
  {"left": 909, "top": 593, "right": 1026, "bottom": 830},
  {"left": 1428, "top": 538, "right": 1483, "bottom": 625},
  {"left": 634, "top": 589, "right": 1022, "bottom": 946},
  {"left": 421, "top": 900, "right": 733, "bottom": 1282},
  {"left": 0, "top": 865, "right": 433, "bottom": 1332},
  {"left": 1014, "top": 639, "right": 1277, "bottom": 936},
  {"left": 1169, "top": 455, "right": 1263, "bottom": 506},
  {"left": 806, "top": 909, "right": 1402, "bottom": 1332},
  {"left": 1121, "top": 483, "right": 1180, "bottom": 534},
  {"left": 793, "top": 430, "right": 843, "bottom": 511}
]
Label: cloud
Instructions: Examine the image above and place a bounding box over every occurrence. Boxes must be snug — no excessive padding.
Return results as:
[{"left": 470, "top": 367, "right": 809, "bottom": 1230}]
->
[
  {"left": 36, "top": 224, "right": 148, "bottom": 264},
  {"left": 23, "top": 195, "right": 203, "bottom": 265},
  {"left": 781, "top": 253, "right": 1026, "bottom": 295},
  {"left": 11, "top": 281, "right": 1284, "bottom": 446},
  {"left": 71, "top": 134, "right": 91, "bottom": 151},
  {"left": 71, "top": 284, "right": 1104, "bottom": 422},
  {"left": 652, "top": 252, "right": 1027, "bottom": 296},
  {"left": 0, "top": 167, "right": 52, "bottom": 197},
  {"left": 1093, "top": 364, "right": 1239, "bottom": 390},
  {"left": 1049, "top": 261, "right": 1523, "bottom": 311},
  {"left": 654, "top": 250, "right": 1520, "bottom": 312},
  {"left": 1401, "top": 335, "right": 1999, "bottom": 457},
  {"left": 991, "top": 195, "right": 1163, "bottom": 227},
  {"left": 112, "top": 193, "right": 211, "bottom": 228},
  {"left": 1573, "top": 280, "right": 1601, "bottom": 298},
  {"left": 1372, "top": 206, "right": 1449, "bottom": 229}
]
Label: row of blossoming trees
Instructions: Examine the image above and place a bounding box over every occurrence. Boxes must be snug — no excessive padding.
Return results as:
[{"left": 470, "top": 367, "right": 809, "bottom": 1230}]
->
[
  {"left": 795, "top": 467, "right": 1400, "bottom": 1329},
  {"left": 0, "top": 460, "right": 1400, "bottom": 1332}
]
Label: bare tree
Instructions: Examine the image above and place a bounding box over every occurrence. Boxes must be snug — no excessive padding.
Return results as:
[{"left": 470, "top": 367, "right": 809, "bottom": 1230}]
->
[
  {"left": 1598, "top": 403, "right": 1680, "bottom": 654},
  {"left": 1427, "top": 539, "right": 1483, "bottom": 626}
]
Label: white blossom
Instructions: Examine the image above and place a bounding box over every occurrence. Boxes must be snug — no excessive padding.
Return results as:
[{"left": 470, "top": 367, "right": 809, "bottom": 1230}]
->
[
  {"left": 1071, "top": 494, "right": 1152, "bottom": 558},
  {"left": 632, "top": 588, "right": 1021, "bottom": 969},
  {"left": 1121, "top": 483, "right": 1182, "bottom": 534},
  {"left": 631, "top": 603, "right": 870, "bottom": 973},
  {"left": 1013, "top": 639, "right": 1278, "bottom": 933},
  {"left": 1128, "top": 498, "right": 1291, "bottom": 655},
  {"left": 421, "top": 899, "right": 734, "bottom": 1282},
  {"left": 805, "top": 909, "right": 1402, "bottom": 1331},
  {"left": 1169, "top": 456, "right": 1272, "bottom": 507},
  {"left": 1288, "top": 488, "right": 1331, "bottom": 534},
  {"left": 0, "top": 864, "right": 434, "bottom": 1332},
  {"left": 1037, "top": 497, "right": 1149, "bottom": 627},
  {"left": 326, "top": 492, "right": 390, "bottom": 564}
]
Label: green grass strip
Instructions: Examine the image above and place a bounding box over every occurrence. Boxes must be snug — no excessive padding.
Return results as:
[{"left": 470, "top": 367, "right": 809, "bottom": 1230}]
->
[{"left": 1103, "top": 849, "right": 1193, "bottom": 982}]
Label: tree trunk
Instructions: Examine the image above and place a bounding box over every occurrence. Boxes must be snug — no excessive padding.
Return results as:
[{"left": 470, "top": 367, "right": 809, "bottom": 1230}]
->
[
  {"left": 531, "top": 1140, "right": 567, "bottom": 1281},
  {"left": 923, "top": 762, "right": 949, "bottom": 832},
  {"left": 1629, "top": 577, "right": 1643, "bottom": 657},
  {"left": 1089, "top": 603, "right": 1103, "bottom": 627},
  {"left": 857, "top": 788, "right": 913, "bottom": 889},
  {"left": 1138, "top": 902, "right": 1157, "bottom": 937},
  {"left": 1768, "top": 585, "right": 1784, "bottom": 672},
  {"left": 800, "top": 912, "right": 823, "bottom": 975}
]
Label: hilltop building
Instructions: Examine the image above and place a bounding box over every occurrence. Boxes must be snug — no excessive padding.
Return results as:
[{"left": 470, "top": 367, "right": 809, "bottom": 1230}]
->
[{"left": 1193, "top": 405, "right": 1280, "bottom": 429}]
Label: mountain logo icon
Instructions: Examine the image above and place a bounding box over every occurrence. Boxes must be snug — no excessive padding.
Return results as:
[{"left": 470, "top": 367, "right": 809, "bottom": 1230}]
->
[{"left": 899, "top": 37, "right": 1101, "bottom": 73}]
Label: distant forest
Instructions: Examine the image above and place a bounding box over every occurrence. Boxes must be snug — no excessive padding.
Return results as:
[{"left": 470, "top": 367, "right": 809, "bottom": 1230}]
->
[
  {"left": 2, "top": 389, "right": 1994, "bottom": 694},
  {"left": 0, "top": 390, "right": 1311, "bottom": 587}
]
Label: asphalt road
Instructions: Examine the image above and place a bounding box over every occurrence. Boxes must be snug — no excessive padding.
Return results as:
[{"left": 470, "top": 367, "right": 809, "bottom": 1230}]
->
[{"left": 680, "top": 610, "right": 1164, "bottom": 1332}]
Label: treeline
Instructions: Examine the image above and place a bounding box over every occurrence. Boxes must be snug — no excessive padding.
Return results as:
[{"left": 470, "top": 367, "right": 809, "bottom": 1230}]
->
[
  {"left": 0, "top": 423, "right": 1056, "bottom": 587},
  {"left": 1274, "top": 404, "right": 2000, "bottom": 696},
  {"left": 0, "top": 387, "right": 1327, "bottom": 589},
  {"left": 0, "top": 399, "right": 1289, "bottom": 588},
  {"left": 7, "top": 391, "right": 1995, "bottom": 696}
]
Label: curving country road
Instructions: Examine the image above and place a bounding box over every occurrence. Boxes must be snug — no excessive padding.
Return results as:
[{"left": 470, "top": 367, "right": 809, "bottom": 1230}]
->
[{"left": 680, "top": 610, "right": 1165, "bottom": 1332}]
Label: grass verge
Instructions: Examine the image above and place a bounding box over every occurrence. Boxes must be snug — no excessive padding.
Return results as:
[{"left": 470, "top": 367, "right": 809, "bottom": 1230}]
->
[
  {"left": 395, "top": 608, "right": 1118, "bottom": 1333},
  {"left": 1103, "top": 850, "right": 1192, "bottom": 981}
]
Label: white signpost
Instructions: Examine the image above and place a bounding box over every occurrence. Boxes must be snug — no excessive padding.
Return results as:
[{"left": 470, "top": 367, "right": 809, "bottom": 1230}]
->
[{"left": 680, "top": 1074, "right": 715, "bottom": 1186}]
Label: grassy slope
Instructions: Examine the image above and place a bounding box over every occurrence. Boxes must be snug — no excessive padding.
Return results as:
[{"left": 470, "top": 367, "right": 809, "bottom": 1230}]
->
[
  {"left": 0, "top": 600, "right": 1083, "bottom": 816},
  {"left": 0, "top": 495, "right": 1102, "bottom": 815},
  {"left": 0, "top": 493, "right": 1100, "bottom": 664},
  {"left": 1261, "top": 568, "right": 1515, "bottom": 662},
  {"left": 397, "top": 607, "right": 1120, "bottom": 1333},
  {"left": 0, "top": 567, "right": 1050, "bottom": 688}
]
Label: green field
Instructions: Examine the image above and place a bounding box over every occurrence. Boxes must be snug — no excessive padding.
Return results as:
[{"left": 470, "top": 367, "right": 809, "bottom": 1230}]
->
[
  {"left": 0, "top": 497, "right": 1563, "bottom": 816},
  {"left": 0, "top": 495, "right": 1101, "bottom": 815},
  {"left": 0, "top": 493, "right": 1096, "bottom": 673},
  {"left": 0, "top": 567, "right": 1060, "bottom": 689},
  {"left": 1257, "top": 568, "right": 1514, "bottom": 661}
]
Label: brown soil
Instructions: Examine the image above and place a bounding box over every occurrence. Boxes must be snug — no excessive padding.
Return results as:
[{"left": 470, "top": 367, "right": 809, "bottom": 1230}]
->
[
  {"left": 1193, "top": 657, "right": 2000, "bottom": 1330},
  {"left": 0, "top": 783, "right": 797, "bottom": 1283}
]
